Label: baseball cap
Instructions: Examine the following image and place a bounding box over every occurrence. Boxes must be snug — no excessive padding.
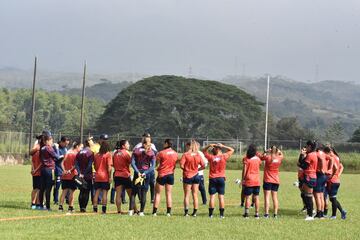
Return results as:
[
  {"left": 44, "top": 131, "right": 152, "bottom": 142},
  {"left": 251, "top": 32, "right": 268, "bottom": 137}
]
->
[{"left": 100, "top": 134, "right": 109, "bottom": 140}]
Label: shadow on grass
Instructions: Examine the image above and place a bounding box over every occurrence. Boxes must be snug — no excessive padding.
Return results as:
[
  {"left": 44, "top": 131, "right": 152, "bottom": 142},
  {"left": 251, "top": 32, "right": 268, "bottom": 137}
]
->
[{"left": 0, "top": 201, "right": 29, "bottom": 210}]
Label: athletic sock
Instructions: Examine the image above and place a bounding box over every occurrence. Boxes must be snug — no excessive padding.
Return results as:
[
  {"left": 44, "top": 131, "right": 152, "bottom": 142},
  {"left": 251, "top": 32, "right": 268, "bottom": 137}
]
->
[
  {"left": 153, "top": 207, "right": 157, "bottom": 214},
  {"left": 93, "top": 206, "right": 98, "bottom": 213},
  {"left": 336, "top": 200, "right": 344, "bottom": 212},
  {"left": 167, "top": 207, "right": 171, "bottom": 214},
  {"left": 209, "top": 208, "right": 214, "bottom": 217},
  {"left": 305, "top": 195, "right": 313, "bottom": 216},
  {"left": 59, "top": 205, "right": 63, "bottom": 211},
  {"left": 102, "top": 205, "right": 107, "bottom": 214},
  {"left": 219, "top": 208, "right": 224, "bottom": 217},
  {"left": 184, "top": 208, "right": 189, "bottom": 215},
  {"left": 330, "top": 197, "right": 337, "bottom": 217},
  {"left": 68, "top": 206, "right": 74, "bottom": 211},
  {"left": 324, "top": 208, "right": 328, "bottom": 216},
  {"left": 301, "top": 192, "right": 306, "bottom": 208},
  {"left": 192, "top": 209, "right": 197, "bottom": 216}
]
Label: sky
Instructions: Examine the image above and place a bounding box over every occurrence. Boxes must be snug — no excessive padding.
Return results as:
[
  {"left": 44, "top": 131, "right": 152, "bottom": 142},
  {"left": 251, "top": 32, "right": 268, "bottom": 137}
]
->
[{"left": 1, "top": 0, "right": 360, "bottom": 82}]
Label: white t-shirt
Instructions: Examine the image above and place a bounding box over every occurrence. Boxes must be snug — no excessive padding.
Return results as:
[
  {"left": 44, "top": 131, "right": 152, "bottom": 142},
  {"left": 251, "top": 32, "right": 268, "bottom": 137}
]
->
[{"left": 198, "top": 151, "right": 208, "bottom": 176}]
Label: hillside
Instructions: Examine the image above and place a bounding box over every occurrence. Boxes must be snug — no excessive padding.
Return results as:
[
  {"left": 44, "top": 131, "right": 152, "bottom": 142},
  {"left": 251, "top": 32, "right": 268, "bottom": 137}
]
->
[
  {"left": 95, "top": 75, "right": 264, "bottom": 138},
  {"left": 223, "top": 75, "right": 360, "bottom": 138}
]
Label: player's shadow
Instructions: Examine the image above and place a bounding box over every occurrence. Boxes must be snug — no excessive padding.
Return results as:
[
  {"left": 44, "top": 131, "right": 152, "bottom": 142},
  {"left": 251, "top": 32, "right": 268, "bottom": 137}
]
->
[{"left": 0, "top": 201, "right": 29, "bottom": 210}]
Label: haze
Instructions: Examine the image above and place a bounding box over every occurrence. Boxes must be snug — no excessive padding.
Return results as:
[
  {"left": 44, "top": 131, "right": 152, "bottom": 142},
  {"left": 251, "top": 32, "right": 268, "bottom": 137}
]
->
[{"left": 1, "top": 0, "right": 359, "bottom": 82}]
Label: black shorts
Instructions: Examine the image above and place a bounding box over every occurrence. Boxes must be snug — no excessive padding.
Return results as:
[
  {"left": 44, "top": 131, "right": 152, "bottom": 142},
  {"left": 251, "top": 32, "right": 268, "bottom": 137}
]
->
[
  {"left": 156, "top": 174, "right": 175, "bottom": 186},
  {"left": 62, "top": 180, "right": 77, "bottom": 190},
  {"left": 263, "top": 182, "right": 279, "bottom": 192},
  {"left": 183, "top": 174, "right": 200, "bottom": 185},
  {"left": 32, "top": 176, "right": 41, "bottom": 189},
  {"left": 304, "top": 175, "right": 317, "bottom": 188},
  {"left": 94, "top": 182, "right": 110, "bottom": 190},
  {"left": 243, "top": 186, "right": 260, "bottom": 196},
  {"left": 314, "top": 173, "right": 328, "bottom": 193},
  {"left": 327, "top": 183, "right": 340, "bottom": 198},
  {"left": 114, "top": 177, "right": 132, "bottom": 189},
  {"left": 209, "top": 177, "right": 226, "bottom": 195}
]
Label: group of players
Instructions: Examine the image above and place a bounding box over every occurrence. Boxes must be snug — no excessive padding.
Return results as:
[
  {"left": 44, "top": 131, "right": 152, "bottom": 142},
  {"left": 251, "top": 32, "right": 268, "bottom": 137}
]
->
[{"left": 30, "top": 131, "right": 346, "bottom": 220}]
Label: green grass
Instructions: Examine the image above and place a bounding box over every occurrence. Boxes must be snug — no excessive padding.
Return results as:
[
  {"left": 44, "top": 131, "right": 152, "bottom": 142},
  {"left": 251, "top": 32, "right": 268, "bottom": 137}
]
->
[{"left": 0, "top": 166, "right": 359, "bottom": 239}]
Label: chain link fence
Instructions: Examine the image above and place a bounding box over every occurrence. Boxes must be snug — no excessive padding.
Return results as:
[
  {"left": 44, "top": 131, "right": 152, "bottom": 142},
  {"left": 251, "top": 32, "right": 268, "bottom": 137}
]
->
[{"left": 1, "top": 131, "right": 359, "bottom": 156}]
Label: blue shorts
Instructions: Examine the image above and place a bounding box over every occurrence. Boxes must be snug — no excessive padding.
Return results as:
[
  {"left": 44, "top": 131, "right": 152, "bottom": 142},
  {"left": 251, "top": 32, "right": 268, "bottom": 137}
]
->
[
  {"left": 327, "top": 183, "right": 340, "bottom": 198},
  {"left": 94, "top": 182, "right": 110, "bottom": 190},
  {"left": 32, "top": 176, "right": 41, "bottom": 189},
  {"left": 303, "top": 175, "right": 317, "bottom": 188},
  {"left": 243, "top": 186, "right": 260, "bottom": 196},
  {"left": 209, "top": 177, "right": 225, "bottom": 195},
  {"left": 62, "top": 180, "right": 77, "bottom": 190},
  {"left": 114, "top": 177, "right": 132, "bottom": 189},
  {"left": 314, "top": 173, "right": 328, "bottom": 193},
  {"left": 263, "top": 182, "right": 279, "bottom": 192},
  {"left": 183, "top": 174, "right": 200, "bottom": 185},
  {"left": 157, "top": 174, "right": 175, "bottom": 186}
]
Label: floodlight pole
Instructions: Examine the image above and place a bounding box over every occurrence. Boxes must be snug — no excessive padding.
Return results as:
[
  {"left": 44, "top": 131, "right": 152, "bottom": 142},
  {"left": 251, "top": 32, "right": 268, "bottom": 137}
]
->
[
  {"left": 28, "top": 57, "right": 37, "bottom": 155},
  {"left": 264, "top": 75, "right": 270, "bottom": 150},
  {"left": 80, "top": 61, "right": 87, "bottom": 143}
]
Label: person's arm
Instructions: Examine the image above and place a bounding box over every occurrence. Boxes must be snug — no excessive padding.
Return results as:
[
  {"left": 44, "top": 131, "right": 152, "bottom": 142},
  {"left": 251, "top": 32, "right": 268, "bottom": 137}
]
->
[
  {"left": 198, "top": 156, "right": 205, "bottom": 171},
  {"left": 75, "top": 153, "right": 81, "bottom": 175},
  {"left": 144, "top": 156, "right": 156, "bottom": 175},
  {"left": 61, "top": 156, "right": 66, "bottom": 175},
  {"left": 326, "top": 156, "right": 334, "bottom": 175},
  {"left": 85, "top": 153, "right": 94, "bottom": 175},
  {"left": 179, "top": 154, "right": 186, "bottom": 170},
  {"left": 338, "top": 163, "right": 344, "bottom": 177},
  {"left": 202, "top": 144, "right": 213, "bottom": 153},
  {"left": 108, "top": 154, "right": 113, "bottom": 183},
  {"left": 198, "top": 151, "right": 208, "bottom": 168},
  {"left": 221, "top": 144, "right": 234, "bottom": 158},
  {"left": 131, "top": 154, "right": 140, "bottom": 174},
  {"left": 242, "top": 162, "right": 246, "bottom": 182},
  {"left": 48, "top": 146, "right": 61, "bottom": 160}
]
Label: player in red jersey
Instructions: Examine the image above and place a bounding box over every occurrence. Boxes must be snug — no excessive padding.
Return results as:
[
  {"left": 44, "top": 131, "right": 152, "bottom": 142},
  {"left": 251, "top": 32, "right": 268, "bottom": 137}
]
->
[
  {"left": 202, "top": 143, "right": 234, "bottom": 218},
  {"left": 93, "top": 141, "right": 112, "bottom": 214},
  {"left": 324, "top": 147, "right": 347, "bottom": 219},
  {"left": 298, "top": 140, "right": 318, "bottom": 220},
  {"left": 260, "top": 146, "right": 283, "bottom": 218},
  {"left": 30, "top": 138, "right": 42, "bottom": 209},
  {"left": 180, "top": 140, "right": 205, "bottom": 217},
  {"left": 152, "top": 139, "right": 179, "bottom": 216},
  {"left": 242, "top": 144, "right": 262, "bottom": 219},
  {"left": 59, "top": 142, "right": 82, "bottom": 213},
  {"left": 112, "top": 140, "right": 133, "bottom": 214}
]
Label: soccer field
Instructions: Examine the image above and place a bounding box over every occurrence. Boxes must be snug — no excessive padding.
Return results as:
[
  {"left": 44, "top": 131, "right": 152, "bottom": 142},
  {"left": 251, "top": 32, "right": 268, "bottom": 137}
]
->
[{"left": 0, "top": 166, "right": 358, "bottom": 240}]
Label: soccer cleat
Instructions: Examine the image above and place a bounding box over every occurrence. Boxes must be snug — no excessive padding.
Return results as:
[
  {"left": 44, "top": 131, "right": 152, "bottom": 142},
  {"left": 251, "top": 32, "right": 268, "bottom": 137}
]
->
[
  {"left": 31, "top": 205, "right": 36, "bottom": 210},
  {"left": 330, "top": 216, "right": 337, "bottom": 220},
  {"left": 128, "top": 210, "right": 134, "bottom": 216},
  {"left": 254, "top": 214, "right": 260, "bottom": 219},
  {"left": 166, "top": 213, "right": 171, "bottom": 217},
  {"left": 80, "top": 208, "right": 86, "bottom": 213},
  {"left": 209, "top": 215, "right": 213, "bottom": 218},
  {"left": 273, "top": 214, "right": 278, "bottom": 219},
  {"left": 191, "top": 213, "right": 197, "bottom": 217},
  {"left": 139, "top": 212, "right": 145, "bottom": 216},
  {"left": 301, "top": 207, "right": 307, "bottom": 213},
  {"left": 35, "top": 206, "right": 42, "bottom": 210},
  {"left": 220, "top": 215, "right": 225, "bottom": 219},
  {"left": 153, "top": 213, "right": 157, "bottom": 217},
  {"left": 305, "top": 216, "right": 314, "bottom": 221},
  {"left": 341, "top": 210, "right": 347, "bottom": 220},
  {"left": 243, "top": 213, "right": 249, "bottom": 219},
  {"left": 184, "top": 213, "right": 189, "bottom": 217},
  {"left": 264, "top": 214, "right": 270, "bottom": 219}
]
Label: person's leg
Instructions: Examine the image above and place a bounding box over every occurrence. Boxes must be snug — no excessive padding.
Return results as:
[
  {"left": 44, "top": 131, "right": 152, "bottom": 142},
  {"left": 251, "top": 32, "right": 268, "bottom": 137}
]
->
[
  {"left": 191, "top": 184, "right": 199, "bottom": 216},
  {"left": 140, "top": 187, "right": 147, "bottom": 213},
  {"left": 244, "top": 191, "right": 251, "bottom": 218},
  {"left": 93, "top": 189, "right": 100, "bottom": 212},
  {"left": 115, "top": 185, "right": 123, "bottom": 213},
  {"left": 240, "top": 187, "right": 245, "bottom": 207},
  {"left": 303, "top": 184, "right": 314, "bottom": 218},
  {"left": 45, "top": 169, "right": 53, "bottom": 209},
  {"left": 271, "top": 191, "right": 279, "bottom": 216},
  {"left": 31, "top": 189, "right": 36, "bottom": 206},
  {"left": 101, "top": 189, "right": 108, "bottom": 213},
  {"left": 121, "top": 188, "right": 126, "bottom": 204},
  {"left": 69, "top": 189, "right": 75, "bottom": 208},
  {"left": 153, "top": 183, "right": 163, "bottom": 215},
  {"left": 59, "top": 188, "right": 68, "bottom": 210},
  {"left": 183, "top": 184, "right": 191, "bottom": 216},
  {"left": 209, "top": 194, "right": 216, "bottom": 217},
  {"left": 110, "top": 187, "right": 116, "bottom": 204},
  {"left": 219, "top": 195, "right": 225, "bottom": 217},
  {"left": 264, "top": 190, "right": 271, "bottom": 216},
  {"left": 53, "top": 175, "right": 61, "bottom": 204},
  {"left": 150, "top": 171, "right": 155, "bottom": 203},
  {"left": 165, "top": 184, "right": 173, "bottom": 215},
  {"left": 125, "top": 188, "right": 132, "bottom": 211},
  {"left": 254, "top": 195, "right": 260, "bottom": 217},
  {"left": 199, "top": 175, "right": 207, "bottom": 205}
]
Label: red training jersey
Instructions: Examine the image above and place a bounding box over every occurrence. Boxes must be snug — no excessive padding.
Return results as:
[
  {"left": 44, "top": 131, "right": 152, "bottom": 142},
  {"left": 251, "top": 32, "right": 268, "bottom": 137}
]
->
[
  {"left": 113, "top": 149, "right": 132, "bottom": 178},
  {"left": 156, "top": 148, "right": 178, "bottom": 178},
  {"left": 31, "top": 145, "right": 41, "bottom": 177},
  {"left": 61, "top": 150, "right": 79, "bottom": 180},
  {"left": 204, "top": 152, "right": 231, "bottom": 179},
  {"left": 94, "top": 152, "right": 112, "bottom": 182},
  {"left": 180, "top": 151, "right": 205, "bottom": 179},
  {"left": 242, "top": 156, "right": 262, "bottom": 187},
  {"left": 261, "top": 154, "right": 283, "bottom": 184},
  {"left": 329, "top": 155, "right": 342, "bottom": 184},
  {"left": 304, "top": 152, "right": 318, "bottom": 179},
  {"left": 316, "top": 150, "right": 327, "bottom": 174}
]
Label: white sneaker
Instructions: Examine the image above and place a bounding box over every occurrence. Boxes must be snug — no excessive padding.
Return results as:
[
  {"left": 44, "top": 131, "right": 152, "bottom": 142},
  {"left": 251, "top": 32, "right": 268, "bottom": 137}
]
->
[
  {"left": 330, "top": 216, "right": 337, "bottom": 220},
  {"left": 153, "top": 213, "right": 157, "bottom": 217},
  {"left": 139, "top": 212, "right": 145, "bottom": 216},
  {"left": 220, "top": 216, "right": 225, "bottom": 219},
  {"left": 209, "top": 215, "right": 213, "bottom": 218},
  {"left": 305, "top": 216, "right": 314, "bottom": 221},
  {"left": 128, "top": 210, "right": 134, "bottom": 216},
  {"left": 166, "top": 213, "right": 171, "bottom": 217}
]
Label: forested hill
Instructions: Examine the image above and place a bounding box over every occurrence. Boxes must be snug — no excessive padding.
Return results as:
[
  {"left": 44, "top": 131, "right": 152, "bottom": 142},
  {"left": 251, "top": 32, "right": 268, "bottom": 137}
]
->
[
  {"left": 223, "top": 75, "right": 360, "bottom": 138},
  {"left": 95, "top": 75, "right": 265, "bottom": 138}
]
